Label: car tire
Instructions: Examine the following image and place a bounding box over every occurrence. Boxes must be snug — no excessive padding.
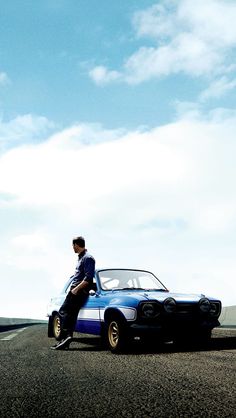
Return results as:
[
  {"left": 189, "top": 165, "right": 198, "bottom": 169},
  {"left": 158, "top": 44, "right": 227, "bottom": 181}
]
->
[
  {"left": 48, "top": 315, "right": 54, "bottom": 337},
  {"left": 52, "top": 314, "right": 62, "bottom": 341},
  {"left": 107, "top": 317, "right": 127, "bottom": 353}
]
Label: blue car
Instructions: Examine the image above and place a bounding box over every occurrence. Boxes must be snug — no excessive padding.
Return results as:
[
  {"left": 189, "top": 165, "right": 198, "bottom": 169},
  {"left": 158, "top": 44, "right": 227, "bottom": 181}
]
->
[{"left": 47, "top": 268, "right": 222, "bottom": 352}]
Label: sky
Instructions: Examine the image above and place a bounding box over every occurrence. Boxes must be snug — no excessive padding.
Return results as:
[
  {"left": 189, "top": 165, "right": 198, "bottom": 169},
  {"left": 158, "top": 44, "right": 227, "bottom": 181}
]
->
[{"left": 0, "top": 0, "right": 236, "bottom": 319}]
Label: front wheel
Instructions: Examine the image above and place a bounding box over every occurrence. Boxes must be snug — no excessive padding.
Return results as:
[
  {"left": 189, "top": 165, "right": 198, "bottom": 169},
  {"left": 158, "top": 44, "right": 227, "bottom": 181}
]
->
[{"left": 107, "top": 318, "right": 127, "bottom": 353}]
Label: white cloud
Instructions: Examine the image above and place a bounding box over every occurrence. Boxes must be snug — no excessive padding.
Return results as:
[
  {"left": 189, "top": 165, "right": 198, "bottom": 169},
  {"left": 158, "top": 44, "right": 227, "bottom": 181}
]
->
[
  {"left": 195, "top": 203, "right": 236, "bottom": 233},
  {"left": 0, "top": 114, "right": 55, "bottom": 151},
  {"left": 126, "top": 0, "right": 236, "bottom": 83},
  {"left": 90, "top": 0, "right": 236, "bottom": 85},
  {"left": 0, "top": 109, "right": 236, "bottom": 318},
  {"left": 123, "top": 34, "right": 220, "bottom": 84},
  {"left": 200, "top": 76, "right": 236, "bottom": 101},
  {"left": 6, "top": 232, "right": 51, "bottom": 272},
  {"left": 89, "top": 65, "right": 121, "bottom": 85},
  {"left": 177, "top": 0, "right": 236, "bottom": 47},
  {"left": 11, "top": 231, "right": 50, "bottom": 252},
  {"left": 0, "top": 123, "right": 190, "bottom": 210},
  {"left": 132, "top": 2, "right": 176, "bottom": 39}
]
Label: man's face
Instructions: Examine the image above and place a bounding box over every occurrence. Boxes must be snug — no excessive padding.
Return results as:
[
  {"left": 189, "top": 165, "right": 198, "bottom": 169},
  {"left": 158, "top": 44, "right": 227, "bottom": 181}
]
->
[{"left": 73, "top": 243, "right": 80, "bottom": 253}]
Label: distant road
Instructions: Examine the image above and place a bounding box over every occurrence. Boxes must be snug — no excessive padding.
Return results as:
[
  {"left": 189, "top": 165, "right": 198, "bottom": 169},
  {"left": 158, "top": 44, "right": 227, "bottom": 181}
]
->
[
  {"left": 0, "top": 324, "right": 235, "bottom": 417},
  {"left": 0, "top": 317, "right": 46, "bottom": 326}
]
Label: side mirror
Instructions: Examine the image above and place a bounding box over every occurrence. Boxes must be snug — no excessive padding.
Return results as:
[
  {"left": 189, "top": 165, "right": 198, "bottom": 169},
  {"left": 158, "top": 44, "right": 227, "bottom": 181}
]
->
[{"left": 89, "top": 289, "right": 96, "bottom": 296}]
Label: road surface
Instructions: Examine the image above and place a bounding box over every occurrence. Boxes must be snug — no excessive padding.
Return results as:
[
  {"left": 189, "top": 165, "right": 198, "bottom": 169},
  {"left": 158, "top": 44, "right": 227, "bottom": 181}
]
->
[{"left": 0, "top": 325, "right": 235, "bottom": 417}]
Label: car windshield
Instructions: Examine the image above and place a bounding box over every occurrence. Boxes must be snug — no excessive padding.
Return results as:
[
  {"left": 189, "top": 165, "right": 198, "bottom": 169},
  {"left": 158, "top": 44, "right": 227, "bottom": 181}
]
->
[{"left": 98, "top": 269, "right": 167, "bottom": 291}]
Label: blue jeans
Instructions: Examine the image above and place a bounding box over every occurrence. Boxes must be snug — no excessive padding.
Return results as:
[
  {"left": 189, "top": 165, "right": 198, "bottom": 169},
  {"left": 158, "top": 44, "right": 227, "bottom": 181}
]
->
[{"left": 59, "top": 290, "right": 88, "bottom": 339}]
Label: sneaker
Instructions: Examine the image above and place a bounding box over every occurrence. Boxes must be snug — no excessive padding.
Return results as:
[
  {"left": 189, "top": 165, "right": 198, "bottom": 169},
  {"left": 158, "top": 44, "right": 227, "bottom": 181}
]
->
[
  {"left": 50, "top": 340, "right": 61, "bottom": 349},
  {"left": 50, "top": 336, "right": 72, "bottom": 350}
]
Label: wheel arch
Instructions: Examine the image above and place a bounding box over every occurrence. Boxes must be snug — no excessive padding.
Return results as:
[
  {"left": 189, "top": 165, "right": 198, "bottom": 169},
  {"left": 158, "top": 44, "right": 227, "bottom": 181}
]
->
[
  {"left": 104, "top": 308, "right": 129, "bottom": 353},
  {"left": 104, "top": 307, "right": 127, "bottom": 325}
]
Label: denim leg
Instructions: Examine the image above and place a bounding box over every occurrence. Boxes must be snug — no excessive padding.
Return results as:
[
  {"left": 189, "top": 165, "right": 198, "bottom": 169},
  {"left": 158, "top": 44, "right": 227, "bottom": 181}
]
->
[{"left": 59, "top": 292, "right": 88, "bottom": 338}]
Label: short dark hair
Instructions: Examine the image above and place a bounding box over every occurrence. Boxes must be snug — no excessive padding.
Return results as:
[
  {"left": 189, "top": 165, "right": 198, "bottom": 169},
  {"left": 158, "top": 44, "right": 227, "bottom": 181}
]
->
[{"left": 72, "top": 236, "right": 85, "bottom": 247}]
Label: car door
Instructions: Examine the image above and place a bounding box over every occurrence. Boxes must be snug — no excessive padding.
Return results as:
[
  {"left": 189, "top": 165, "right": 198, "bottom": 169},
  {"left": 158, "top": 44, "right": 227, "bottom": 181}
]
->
[{"left": 76, "top": 277, "right": 103, "bottom": 335}]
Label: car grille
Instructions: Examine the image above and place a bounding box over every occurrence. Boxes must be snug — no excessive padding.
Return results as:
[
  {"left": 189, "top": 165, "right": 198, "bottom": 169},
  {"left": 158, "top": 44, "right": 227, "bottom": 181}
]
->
[
  {"left": 176, "top": 302, "right": 197, "bottom": 315},
  {"left": 137, "top": 300, "right": 221, "bottom": 324}
]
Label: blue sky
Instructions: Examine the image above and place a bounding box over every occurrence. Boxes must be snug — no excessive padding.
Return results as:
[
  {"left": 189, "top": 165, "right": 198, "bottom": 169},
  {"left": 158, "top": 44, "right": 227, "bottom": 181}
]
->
[{"left": 0, "top": 0, "right": 236, "bottom": 318}]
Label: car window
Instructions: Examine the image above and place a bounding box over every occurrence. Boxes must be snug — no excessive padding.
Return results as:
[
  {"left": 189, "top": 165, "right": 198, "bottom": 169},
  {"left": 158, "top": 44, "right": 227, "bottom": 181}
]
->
[
  {"left": 101, "top": 277, "right": 119, "bottom": 290},
  {"left": 98, "top": 270, "right": 167, "bottom": 291}
]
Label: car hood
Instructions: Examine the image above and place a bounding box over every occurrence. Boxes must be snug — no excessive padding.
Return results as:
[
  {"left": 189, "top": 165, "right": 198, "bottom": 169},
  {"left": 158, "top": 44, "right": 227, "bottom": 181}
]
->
[
  {"left": 144, "top": 291, "right": 206, "bottom": 302},
  {"left": 106, "top": 290, "right": 210, "bottom": 304}
]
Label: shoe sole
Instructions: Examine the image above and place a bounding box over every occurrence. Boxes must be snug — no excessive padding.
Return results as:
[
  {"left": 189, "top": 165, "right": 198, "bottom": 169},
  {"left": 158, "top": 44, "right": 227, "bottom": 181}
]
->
[{"left": 50, "top": 338, "right": 72, "bottom": 350}]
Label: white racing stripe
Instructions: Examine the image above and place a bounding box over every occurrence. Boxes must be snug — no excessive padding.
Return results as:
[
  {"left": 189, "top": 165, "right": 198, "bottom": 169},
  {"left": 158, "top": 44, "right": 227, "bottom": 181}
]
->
[
  {"left": 79, "top": 308, "right": 100, "bottom": 320},
  {"left": 0, "top": 327, "right": 26, "bottom": 341},
  {"left": 78, "top": 307, "right": 137, "bottom": 321}
]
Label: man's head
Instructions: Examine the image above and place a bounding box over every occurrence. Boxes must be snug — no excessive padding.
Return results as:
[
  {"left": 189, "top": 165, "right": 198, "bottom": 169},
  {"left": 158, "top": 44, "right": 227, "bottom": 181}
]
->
[{"left": 72, "top": 236, "right": 85, "bottom": 253}]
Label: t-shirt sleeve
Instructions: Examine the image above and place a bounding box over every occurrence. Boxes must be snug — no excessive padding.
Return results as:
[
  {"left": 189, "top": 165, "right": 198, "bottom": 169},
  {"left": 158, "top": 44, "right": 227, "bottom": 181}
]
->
[{"left": 83, "top": 256, "right": 95, "bottom": 283}]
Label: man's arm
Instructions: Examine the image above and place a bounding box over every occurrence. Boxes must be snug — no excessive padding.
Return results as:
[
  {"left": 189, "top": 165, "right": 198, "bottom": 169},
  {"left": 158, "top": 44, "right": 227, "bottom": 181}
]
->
[
  {"left": 71, "top": 279, "right": 89, "bottom": 295},
  {"left": 71, "top": 256, "right": 95, "bottom": 295}
]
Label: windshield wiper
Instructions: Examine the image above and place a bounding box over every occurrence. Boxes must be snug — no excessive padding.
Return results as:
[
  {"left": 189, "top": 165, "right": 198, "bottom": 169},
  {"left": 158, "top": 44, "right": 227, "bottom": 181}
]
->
[
  {"left": 111, "top": 287, "right": 135, "bottom": 291},
  {"left": 112, "top": 287, "right": 150, "bottom": 291},
  {"left": 134, "top": 288, "right": 168, "bottom": 292},
  {"left": 111, "top": 287, "right": 168, "bottom": 292},
  {"left": 144, "top": 288, "right": 168, "bottom": 292}
]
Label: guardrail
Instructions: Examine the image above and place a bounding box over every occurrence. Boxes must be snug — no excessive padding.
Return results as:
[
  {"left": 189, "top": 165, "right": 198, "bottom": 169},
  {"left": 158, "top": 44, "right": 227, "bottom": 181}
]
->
[
  {"left": 219, "top": 306, "right": 236, "bottom": 328},
  {"left": 0, "top": 317, "right": 47, "bottom": 326},
  {"left": 0, "top": 306, "right": 235, "bottom": 328}
]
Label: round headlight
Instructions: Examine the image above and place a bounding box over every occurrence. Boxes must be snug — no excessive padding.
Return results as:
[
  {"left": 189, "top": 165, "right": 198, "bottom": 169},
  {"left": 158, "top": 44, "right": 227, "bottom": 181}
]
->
[
  {"left": 163, "top": 297, "right": 176, "bottom": 314},
  {"left": 199, "top": 298, "right": 210, "bottom": 313},
  {"left": 141, "top": 303, "right": 160, "bottom": 318},
  {"left": 209, "top": 302, "right": 220, "bottom": 316}
]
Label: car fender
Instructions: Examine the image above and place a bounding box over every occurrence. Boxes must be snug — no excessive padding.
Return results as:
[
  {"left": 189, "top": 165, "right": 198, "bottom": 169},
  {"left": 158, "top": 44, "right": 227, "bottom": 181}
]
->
[{"left": 103, "top": 306, "right": 137, "bottom": 323}]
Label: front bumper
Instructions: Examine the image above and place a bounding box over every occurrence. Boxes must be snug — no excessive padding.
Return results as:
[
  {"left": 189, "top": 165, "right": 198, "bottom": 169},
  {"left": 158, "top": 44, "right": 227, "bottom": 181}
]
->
[{"left": 128, "top": 317, "right": 220, "bottom": 338}]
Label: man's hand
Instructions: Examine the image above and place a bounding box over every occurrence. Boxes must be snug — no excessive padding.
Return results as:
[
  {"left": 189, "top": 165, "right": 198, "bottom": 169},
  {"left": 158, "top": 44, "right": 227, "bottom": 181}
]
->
[{"left": 71, "top": 280, "right": 89, "bottom": 295}]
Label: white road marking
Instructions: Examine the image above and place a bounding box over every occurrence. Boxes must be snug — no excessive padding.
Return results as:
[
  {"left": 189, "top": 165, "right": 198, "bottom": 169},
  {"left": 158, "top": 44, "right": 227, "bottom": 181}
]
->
[
  {"left": 1, "top": 333, "right": 18, "bottom": 341},
  {"left": 0, "top": 327, "right": 27, "bottom": 341}
]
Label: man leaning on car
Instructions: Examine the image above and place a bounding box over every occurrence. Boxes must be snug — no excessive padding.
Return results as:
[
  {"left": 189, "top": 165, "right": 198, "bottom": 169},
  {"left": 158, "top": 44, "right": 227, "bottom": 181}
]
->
[{"left": 50, "top": 236, "right": 95, "bottom": 350}]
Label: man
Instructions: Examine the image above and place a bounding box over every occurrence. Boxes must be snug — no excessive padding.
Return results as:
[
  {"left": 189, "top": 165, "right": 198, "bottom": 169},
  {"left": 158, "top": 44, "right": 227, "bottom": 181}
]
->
[{"left": 51, "top": 236, "right": 95, "bottom": 350}]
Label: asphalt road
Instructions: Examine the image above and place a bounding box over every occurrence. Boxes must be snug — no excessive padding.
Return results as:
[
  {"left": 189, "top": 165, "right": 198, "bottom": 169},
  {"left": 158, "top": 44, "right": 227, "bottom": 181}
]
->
[{"left": 0, "top": 325, "right": 235, "bottom": 418}]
